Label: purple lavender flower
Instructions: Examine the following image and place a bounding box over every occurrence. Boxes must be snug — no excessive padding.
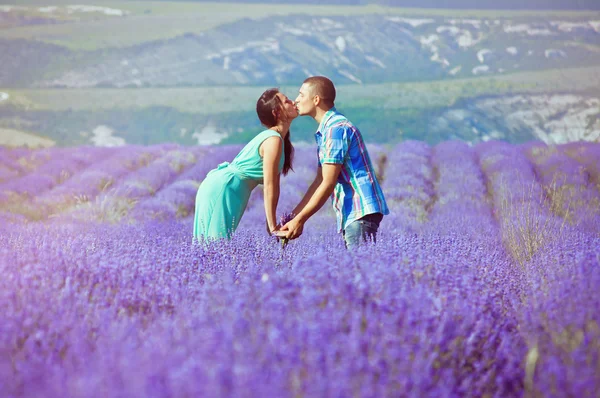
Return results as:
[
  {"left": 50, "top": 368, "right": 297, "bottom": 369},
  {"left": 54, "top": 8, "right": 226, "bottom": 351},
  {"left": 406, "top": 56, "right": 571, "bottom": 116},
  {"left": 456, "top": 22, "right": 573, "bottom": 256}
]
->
[
  {"left": 1, "top": 140, "right": 599, "bottom": 397},
  {"left": 275, "top": 211, "right": 295, "bottom": 248}
]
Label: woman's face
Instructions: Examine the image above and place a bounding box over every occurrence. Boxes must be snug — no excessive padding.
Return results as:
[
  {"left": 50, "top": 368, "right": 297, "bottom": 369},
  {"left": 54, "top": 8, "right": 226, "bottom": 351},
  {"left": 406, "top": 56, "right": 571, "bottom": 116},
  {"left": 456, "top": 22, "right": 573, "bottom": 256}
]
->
[{"left": 276, "top": 92, "right": 298, "bottom": 120}]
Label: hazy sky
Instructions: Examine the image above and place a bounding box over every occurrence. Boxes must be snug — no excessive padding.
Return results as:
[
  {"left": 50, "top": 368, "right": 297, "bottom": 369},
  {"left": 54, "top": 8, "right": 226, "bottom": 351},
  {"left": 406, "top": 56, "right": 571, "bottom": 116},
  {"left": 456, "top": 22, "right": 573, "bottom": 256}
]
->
[{"left": 195, "top": 0, "right": 600, "bottom": 10}]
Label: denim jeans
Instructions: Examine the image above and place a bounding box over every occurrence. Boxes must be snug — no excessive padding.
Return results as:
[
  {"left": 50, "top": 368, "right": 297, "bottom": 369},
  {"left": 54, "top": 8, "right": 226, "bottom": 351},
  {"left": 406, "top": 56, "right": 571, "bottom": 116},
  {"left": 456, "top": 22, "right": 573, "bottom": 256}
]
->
[{"left": 342, "top": 213, "right": 384, "bottom": 250}]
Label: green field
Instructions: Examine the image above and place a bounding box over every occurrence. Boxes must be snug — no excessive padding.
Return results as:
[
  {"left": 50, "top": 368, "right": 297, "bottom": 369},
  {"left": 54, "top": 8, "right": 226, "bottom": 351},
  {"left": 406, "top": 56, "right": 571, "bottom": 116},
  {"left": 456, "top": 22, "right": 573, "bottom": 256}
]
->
[
  {"left": 3, "top": 66, "right": 599, "bottom": 114},
  {"left": 2, "top": 66, "right": 599, "bottom": 147},
  {"left": 3, "top": 0, "right": 598, "bottom": 50}
]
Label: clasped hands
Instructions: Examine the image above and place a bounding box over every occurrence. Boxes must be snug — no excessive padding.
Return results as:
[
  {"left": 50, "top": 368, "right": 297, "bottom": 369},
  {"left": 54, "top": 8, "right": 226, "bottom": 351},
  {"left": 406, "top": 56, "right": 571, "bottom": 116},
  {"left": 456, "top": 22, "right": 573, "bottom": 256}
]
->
[{"left": 266, "top": 218, "right": 304, "bottom": 240}]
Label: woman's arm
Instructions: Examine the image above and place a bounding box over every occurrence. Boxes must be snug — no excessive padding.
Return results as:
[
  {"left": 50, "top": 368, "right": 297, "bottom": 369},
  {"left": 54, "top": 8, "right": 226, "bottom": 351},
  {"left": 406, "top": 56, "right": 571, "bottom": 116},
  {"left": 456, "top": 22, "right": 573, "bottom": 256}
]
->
[{"left": 261, "top": 136, "right": 283, "bottom": 232}]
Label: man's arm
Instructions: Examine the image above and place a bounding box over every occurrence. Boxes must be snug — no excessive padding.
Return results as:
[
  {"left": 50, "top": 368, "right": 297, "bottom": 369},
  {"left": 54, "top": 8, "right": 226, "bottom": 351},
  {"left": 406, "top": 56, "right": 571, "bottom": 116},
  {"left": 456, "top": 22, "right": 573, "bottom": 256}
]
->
[
  {"left": 281, "top": 163, "right": 342, "bottom": 239},
  {"left": 291, "top": 167, "right": 323, "bottom": 216}
]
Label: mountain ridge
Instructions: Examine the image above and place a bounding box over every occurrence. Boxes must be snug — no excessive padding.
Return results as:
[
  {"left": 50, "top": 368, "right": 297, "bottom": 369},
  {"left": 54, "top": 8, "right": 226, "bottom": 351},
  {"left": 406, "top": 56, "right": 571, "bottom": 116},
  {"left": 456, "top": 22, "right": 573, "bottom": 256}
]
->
[{"left": 3, "top": 14, "right": 599, "bottom": 88}]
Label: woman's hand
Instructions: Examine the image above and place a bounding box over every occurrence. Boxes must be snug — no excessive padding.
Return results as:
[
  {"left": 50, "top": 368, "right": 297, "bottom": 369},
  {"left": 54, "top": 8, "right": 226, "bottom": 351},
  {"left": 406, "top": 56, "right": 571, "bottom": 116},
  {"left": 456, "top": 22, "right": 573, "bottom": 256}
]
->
[{"left": 265, "top": 220, "right": 280, "bottom": 234}]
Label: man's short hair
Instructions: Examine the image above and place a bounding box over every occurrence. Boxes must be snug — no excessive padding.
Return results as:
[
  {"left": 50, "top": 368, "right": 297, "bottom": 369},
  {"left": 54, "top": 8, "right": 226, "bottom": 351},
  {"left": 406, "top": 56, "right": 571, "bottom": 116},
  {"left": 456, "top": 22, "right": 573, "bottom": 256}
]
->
[{"left": 303, "top": 76, "right": 336, "bottom": 107}]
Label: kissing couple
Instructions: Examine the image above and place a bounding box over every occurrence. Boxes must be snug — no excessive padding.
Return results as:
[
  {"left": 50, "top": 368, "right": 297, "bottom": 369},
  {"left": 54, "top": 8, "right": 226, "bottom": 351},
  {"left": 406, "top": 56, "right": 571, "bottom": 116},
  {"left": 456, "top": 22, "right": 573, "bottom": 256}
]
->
[{"left": 193, "top": 76, "right": 389, "bottom": 250}]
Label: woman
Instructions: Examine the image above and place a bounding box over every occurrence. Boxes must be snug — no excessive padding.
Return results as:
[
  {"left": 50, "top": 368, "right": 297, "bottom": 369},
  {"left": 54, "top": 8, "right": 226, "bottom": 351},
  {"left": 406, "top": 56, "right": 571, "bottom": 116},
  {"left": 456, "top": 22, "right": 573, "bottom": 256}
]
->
[{"left": 193, "top": 88, "right": 297, "bottom": 240}]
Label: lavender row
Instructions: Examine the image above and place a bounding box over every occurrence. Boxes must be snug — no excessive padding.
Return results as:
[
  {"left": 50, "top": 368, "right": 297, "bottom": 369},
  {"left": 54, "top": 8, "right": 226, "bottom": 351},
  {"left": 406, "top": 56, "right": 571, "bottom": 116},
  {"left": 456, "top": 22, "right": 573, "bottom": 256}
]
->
[
  {"left": 31, "top": 146, "right": 165, "bottom": 218},
  {"left": 107, "top": 148, "right": 197, "bottom": 199},
  {"left": 0, "top": 218, "right": 522, "bottom": 397},
  {"left": 381, "top": 140, "right": 435, "bottom": 233},
  {"left": 130, "top": 146, "right": 242, "bottom": 221},
  {"left": 0, "top": 145, "right": 54, "bottom": 176},
  {"left": 427, "top": 140, "right": 495, "bottom": 238},
  {"left": 2, "top": 140, "right": 600, "bottom": 396},
  {"left": 0, "top": 147, "right": 115, "bottom": 222},
  {"left": 515, "top": 142, "right": 600, "bottom": 395},
  {"left": 475, "top": 141, "right": 600, "bottom": 395},
  {"left": 524, "top": 142, "right": 600, "bottom": 233},
  {"left": 0, "top": 164, "right": 19, "bottom": 183},
  {"left": 516, "top": 230, "right": 600, "bottom": 396},
  {"left": 57, "top": 147, "right": 198, "bottom": 223},
  {"left": 565, "top": 142, "right": 600, "bottom": 189},
  {"left": 477, "top": 141, "right": 559, "bottom": 264},
  {"left": 0, "top": 148, "right": 98, "bottom": 199}
]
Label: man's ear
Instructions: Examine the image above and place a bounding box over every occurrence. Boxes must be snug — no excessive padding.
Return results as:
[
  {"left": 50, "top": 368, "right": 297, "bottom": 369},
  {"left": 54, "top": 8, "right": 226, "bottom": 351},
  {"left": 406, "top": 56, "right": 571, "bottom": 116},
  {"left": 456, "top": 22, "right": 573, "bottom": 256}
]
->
[{"left": 313, "top": 95, "right": 321, "bottom": 107}]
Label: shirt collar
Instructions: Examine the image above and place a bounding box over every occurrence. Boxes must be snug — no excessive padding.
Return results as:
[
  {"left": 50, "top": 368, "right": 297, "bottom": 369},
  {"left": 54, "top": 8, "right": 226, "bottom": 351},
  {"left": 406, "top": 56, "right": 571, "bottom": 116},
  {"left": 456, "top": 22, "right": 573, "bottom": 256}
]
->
[{"left": 316, "top": 107, "right": 337, "bottom": 135}]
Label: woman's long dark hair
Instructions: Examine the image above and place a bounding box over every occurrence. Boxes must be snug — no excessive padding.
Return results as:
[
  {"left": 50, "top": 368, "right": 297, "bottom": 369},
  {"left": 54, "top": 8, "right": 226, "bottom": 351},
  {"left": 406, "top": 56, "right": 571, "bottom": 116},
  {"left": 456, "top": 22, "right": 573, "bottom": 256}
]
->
[{"left": 256, "top": 88, "right": 294, "bottom": 176}]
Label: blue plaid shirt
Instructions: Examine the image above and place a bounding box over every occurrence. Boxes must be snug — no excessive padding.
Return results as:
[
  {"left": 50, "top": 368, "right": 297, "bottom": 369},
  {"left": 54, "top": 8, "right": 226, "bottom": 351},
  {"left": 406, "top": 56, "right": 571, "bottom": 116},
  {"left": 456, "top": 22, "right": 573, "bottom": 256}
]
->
[{"left": 315, "top": 107, "right": 389, "bottom": 232}]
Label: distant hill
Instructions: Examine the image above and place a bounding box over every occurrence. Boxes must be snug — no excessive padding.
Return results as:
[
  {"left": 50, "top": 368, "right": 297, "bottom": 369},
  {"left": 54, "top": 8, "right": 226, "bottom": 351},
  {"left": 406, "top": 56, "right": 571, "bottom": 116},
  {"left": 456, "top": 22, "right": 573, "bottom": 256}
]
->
[
  {"left": 4, "top": 14, "right": 600, "bottom": 88},
  {"left": 1, "top": 1, "right": 599, "bottom": 147}
]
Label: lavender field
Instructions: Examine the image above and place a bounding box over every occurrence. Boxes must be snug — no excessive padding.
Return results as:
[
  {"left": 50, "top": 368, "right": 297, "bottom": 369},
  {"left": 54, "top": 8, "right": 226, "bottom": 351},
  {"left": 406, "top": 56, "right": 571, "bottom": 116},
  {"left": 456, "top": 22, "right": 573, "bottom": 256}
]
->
[{"left": 1, "top": 139, "right": 599, "bottom": 397}]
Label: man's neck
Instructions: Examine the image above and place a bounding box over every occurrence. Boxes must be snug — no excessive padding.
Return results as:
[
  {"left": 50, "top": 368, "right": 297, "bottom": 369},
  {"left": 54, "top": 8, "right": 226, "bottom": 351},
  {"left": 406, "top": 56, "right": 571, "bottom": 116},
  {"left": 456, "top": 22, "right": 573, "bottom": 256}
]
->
[{"left": 314, "top": 106, "right": 334, "bottom": 125}]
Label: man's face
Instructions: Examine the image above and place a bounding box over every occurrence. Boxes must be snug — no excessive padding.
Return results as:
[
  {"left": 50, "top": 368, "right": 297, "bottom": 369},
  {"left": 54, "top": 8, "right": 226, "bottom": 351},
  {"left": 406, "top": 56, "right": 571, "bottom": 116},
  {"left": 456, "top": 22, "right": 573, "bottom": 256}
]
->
[{"left": 294, "top": 83, "right": 316, "bottom": 116}]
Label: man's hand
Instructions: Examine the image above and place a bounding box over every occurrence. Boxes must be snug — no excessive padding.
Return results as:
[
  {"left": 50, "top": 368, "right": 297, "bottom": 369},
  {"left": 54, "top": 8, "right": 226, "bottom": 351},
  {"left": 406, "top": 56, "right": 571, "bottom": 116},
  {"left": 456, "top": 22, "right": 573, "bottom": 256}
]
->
[{"left": 280, "top": 217, "right": 304, "bottom": 240}]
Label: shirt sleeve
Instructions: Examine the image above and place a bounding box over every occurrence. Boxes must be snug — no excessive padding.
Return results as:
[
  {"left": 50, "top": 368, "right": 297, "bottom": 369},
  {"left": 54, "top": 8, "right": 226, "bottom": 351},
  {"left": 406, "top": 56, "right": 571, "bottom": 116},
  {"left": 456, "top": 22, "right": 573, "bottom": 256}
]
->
[{"left": 321, "top": 125, "right": 348, "bottom": 164}]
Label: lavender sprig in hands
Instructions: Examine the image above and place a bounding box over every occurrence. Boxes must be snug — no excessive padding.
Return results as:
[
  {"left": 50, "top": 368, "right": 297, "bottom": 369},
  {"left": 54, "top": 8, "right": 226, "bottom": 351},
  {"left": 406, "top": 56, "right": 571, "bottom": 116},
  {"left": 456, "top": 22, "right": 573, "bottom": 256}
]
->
[{"left": 272, "top": 212, "right": 295, "bottom": 248}]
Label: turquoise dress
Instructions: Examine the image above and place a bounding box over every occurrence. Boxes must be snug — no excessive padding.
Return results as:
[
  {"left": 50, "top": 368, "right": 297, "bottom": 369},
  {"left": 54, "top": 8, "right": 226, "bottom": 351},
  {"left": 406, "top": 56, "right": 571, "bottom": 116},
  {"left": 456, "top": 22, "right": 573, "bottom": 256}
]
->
[{"left": 193, "top": 130, "right": 284, "bottom": 240}]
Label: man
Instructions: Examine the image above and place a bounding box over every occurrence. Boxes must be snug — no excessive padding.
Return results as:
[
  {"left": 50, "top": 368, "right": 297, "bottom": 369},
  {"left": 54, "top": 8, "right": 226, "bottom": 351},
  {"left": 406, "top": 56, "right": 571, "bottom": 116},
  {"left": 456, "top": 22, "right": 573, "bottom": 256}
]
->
[{"left": 280, "top": 76, "right": 389, "bottom": 249}]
